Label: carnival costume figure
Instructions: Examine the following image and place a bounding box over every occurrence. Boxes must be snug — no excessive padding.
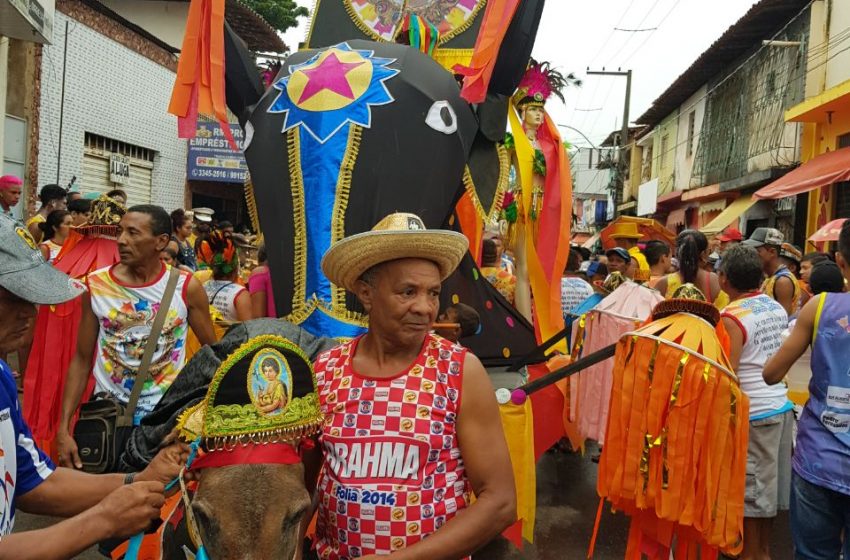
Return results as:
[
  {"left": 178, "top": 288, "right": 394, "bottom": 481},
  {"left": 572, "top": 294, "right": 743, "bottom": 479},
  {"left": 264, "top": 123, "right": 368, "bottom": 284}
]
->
[
  {"left": 569, "top": 274, "right": 664, "bottom": 444},
  {"left": 23, "top": 194, "right": 125, "bottom": 453},
  {"left": 506, "top": 60, "right": 575, "bottom": 343},
  {"left": 595, "top": 284, "right": 748, "bottom": 558}
]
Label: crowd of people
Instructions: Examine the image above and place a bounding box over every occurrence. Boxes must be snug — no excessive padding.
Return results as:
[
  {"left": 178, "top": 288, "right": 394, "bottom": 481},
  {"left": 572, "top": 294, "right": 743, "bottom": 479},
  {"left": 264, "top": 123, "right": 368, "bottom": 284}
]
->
[
  {"left": 471, "top": 216, "right": 848, "bottom": 558},
  {"left": 0, "top": 172, "right": 848, "bottom": 559}
]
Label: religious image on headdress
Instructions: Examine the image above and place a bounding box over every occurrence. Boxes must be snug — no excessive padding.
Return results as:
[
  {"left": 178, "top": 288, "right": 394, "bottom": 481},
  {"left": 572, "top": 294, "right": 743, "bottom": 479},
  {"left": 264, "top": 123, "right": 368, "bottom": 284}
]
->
[{"left": 249, "top": 349, "right": 292, "bottom": 416}]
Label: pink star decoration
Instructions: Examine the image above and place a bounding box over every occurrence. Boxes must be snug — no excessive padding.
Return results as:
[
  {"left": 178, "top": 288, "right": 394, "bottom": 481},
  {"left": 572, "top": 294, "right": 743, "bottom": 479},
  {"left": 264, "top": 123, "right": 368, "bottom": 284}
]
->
[{"left": 298, "top": 52, "right": 366, "bottom": 104}]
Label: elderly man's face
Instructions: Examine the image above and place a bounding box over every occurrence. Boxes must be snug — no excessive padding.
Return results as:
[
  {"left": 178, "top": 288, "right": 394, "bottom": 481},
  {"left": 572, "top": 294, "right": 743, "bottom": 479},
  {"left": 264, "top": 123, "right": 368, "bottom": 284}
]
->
[
  {"left": 356, "top": 259, "right": 441, "bottom": 347},
  {"left": 0, "top": 287, "right": 36, "bottom": 354}
]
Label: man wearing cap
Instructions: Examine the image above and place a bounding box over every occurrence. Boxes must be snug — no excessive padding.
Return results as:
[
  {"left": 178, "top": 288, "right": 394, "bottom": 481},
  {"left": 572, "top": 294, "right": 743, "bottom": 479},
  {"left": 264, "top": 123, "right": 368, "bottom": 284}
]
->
[
  {"left": 0, "top": 175, "right": 23, "bottom": 216},
  {"left": 716, "top": 227, "right": 743, "bottom": 253},
  {"left": 609, "top": 222, "right": 650, "bottom": 282},
  {"left": 0, "top": 212, "right": 188, "bottom": 558},
  {"left": 743, "top": 228, "right": 801, "bottom": 317},
  {"left": 307, "top": 213, "right": 516, "bottom": 560},
  {"left": 605, "top": 246, "right": 634, "bottom": 278}
]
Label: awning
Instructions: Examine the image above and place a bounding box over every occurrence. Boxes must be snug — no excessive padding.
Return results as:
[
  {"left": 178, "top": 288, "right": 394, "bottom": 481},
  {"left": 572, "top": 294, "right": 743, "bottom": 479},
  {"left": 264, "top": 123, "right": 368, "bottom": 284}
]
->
[
  {"left": 698, "top": 199, "right": 727, "bottom": 215},
  {"left": 657, "top": 190, "right": 682, "bottom": 205},
  {"left": 667, "top": 208, "right": 687, "bottom": 229},
  {"left": 700, "top": 196, "right": 757, "bottom": 236},
  {"left": 754, "top": 147, "right": 850, "bottom": 200}
]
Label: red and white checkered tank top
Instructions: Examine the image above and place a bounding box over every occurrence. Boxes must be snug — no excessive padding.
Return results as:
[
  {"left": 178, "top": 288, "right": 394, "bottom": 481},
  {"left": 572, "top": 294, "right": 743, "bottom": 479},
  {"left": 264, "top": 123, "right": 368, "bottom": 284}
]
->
[{"left": 313, "top": 333, "right": 471, "bottom": 559}]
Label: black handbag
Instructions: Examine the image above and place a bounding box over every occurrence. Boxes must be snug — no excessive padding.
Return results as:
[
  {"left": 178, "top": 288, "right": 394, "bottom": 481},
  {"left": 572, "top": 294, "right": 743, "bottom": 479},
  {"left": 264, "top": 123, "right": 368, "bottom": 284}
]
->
[{"left": 74, "top": 266, "right": 180, "bottom": 473}]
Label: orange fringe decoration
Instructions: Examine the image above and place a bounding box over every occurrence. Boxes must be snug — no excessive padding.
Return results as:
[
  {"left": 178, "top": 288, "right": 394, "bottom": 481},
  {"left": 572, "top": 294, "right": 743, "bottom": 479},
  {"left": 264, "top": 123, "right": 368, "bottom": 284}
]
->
[{"left": 596, "top": 313, "right": 749, "bottom": 558}]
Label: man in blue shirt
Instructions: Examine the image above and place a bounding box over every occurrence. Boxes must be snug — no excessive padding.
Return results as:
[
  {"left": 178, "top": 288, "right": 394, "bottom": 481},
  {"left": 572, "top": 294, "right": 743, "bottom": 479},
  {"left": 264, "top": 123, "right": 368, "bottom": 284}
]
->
[{"left": 0, "top": 212, "right": 186, "bottom": 559}]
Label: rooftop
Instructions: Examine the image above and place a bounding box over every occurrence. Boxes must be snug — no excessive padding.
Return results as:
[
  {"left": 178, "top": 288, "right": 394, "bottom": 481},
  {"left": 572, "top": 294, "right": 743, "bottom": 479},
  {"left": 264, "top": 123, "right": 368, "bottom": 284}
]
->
[
  {"left": 90, "top": 0, "right": 287, "bottom": 53},
  {"left": 636, "top": 0, "right": 810, "bottom": 127}
]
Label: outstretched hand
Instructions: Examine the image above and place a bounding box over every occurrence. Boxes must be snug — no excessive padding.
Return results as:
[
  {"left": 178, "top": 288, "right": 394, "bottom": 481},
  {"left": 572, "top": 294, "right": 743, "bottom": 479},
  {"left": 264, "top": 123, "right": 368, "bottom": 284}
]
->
[
  {"left": 94, "top": 481, "right": 165, "bottom": 539},
  {"left": 137, "top": 442, "right": 190, "bottom": 488}
]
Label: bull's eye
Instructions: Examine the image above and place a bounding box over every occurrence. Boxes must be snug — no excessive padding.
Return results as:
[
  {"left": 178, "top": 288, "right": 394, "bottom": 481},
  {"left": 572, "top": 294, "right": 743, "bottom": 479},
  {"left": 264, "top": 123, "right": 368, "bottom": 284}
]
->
[
  {"left": 426, "top": 101, "right": 457, "bottom": 134},
  {"left": 242, "top": 120, "right": 255, "bottom": 150}
]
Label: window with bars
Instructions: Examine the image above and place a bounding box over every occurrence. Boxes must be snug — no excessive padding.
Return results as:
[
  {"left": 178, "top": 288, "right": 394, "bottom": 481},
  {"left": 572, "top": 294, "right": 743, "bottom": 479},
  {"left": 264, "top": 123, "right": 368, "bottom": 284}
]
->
[{"left": 84, "top": 133, "right": 154, "bottom": 161}]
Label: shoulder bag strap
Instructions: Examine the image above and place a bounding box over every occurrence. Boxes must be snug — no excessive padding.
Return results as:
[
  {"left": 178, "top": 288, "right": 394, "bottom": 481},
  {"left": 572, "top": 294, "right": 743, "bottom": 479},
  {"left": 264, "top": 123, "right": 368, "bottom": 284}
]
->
[{"left": 118, "top": 266, "right": 181, "bottom": 427}]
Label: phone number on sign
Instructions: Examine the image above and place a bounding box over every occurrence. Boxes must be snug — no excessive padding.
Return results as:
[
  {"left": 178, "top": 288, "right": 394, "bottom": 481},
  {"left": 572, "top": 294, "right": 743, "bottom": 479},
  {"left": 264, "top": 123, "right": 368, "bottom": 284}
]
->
[{"left": 336, "top": 486, "right": 396, "bottom": 506}]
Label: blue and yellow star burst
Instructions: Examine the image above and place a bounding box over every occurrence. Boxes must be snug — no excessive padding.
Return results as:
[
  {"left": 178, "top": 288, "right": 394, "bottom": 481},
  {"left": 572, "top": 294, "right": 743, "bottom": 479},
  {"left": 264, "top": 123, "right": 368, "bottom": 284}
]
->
[{"left": 268, "top": 43, "right": 399, "bottom": 144}]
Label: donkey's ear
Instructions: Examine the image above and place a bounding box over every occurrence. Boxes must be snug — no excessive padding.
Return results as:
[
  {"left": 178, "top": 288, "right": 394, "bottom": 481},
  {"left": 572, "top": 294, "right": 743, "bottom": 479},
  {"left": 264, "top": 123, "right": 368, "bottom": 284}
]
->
[
  {"left": 224, "top": 21, "right": 265, "bottom": 120},
  {"left": 487, "top": 0, "right": 546, "bottom": 96}
]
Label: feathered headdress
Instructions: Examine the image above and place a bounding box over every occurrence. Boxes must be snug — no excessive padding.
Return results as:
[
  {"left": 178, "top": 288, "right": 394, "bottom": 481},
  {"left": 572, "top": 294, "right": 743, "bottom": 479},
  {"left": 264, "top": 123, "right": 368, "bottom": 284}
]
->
[
  {"left": 198, "top": 229, "right": 238, "bottom": 276},
  {"left": 512, "top": 59, "right": 578, "bottom": 108}
]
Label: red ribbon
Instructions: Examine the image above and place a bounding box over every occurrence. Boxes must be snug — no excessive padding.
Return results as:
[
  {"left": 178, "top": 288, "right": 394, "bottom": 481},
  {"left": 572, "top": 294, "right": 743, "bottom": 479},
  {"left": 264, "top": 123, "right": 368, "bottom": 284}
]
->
[{"left": 189, "top": 442, "right": 302, "bottom": 470}]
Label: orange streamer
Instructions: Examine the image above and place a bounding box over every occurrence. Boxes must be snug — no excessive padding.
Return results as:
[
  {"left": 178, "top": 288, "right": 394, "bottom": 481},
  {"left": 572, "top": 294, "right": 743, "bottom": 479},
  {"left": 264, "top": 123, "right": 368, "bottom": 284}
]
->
[{"left": 168, "top": 0, "right": 236, "bottom": 149}]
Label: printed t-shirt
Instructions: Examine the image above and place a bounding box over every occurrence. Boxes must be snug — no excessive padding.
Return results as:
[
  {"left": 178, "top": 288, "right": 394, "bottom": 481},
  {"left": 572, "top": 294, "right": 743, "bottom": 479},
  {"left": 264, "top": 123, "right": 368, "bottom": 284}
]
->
[
  {"left": 762, "top": 265, "right": 802, "bottom": 316},
  {"left": 481, "top": 266, "right": 516, "bottom": 304},
  {"left": 87, "top": 264, "right": 191, "bottom": 422},
  {"left": 313, "top": 333, "right": 471, "bottom": 559},
  {"left": 0, "top": 359, "right": 54, "bottom": 535},
  {"left": 203, "top": 279, "right": 247, "bottom": 322},
  {"left": 561, "top": 276, "right": 595, "bottom": 318},
  {"left": 721, "top": 294, "right": 791, "bottom": 419}
]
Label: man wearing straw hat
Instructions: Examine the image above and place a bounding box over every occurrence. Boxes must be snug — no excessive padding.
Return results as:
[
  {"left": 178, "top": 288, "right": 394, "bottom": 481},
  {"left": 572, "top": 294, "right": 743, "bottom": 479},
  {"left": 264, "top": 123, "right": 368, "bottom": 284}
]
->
[{"left": 309, "top": 212, "right": 516, "bottom": 560}]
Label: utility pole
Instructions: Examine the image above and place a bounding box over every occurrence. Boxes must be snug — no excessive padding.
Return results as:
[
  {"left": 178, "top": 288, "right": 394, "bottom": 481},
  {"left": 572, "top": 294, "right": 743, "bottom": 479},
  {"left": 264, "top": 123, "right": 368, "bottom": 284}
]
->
[{"left": 586, "top": 68, "right": 632, "bottom": 218}]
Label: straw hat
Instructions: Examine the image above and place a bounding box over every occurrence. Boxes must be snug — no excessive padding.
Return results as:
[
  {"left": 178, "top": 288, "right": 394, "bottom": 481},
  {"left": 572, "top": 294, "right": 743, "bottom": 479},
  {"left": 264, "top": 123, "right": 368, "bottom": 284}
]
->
[
  {"left": 608, "top": 221, "right": 642, "bottom": 239},
  {"left": 321, "top": 212, "right": 468, "bottom": 292}
]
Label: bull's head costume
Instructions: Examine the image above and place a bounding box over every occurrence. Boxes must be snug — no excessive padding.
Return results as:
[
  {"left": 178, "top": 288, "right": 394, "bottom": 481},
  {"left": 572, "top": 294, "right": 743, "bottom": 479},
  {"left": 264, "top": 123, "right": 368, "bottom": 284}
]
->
[{"left": 169, "top": 0, "right": 557, "bottom": 364}]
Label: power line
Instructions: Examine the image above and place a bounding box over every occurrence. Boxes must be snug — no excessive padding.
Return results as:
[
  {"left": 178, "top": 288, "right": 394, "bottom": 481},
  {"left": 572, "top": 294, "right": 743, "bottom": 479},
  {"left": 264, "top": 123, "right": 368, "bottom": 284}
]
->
[{"left": 642, "top": 3, "right": 846, "bottom": 181}]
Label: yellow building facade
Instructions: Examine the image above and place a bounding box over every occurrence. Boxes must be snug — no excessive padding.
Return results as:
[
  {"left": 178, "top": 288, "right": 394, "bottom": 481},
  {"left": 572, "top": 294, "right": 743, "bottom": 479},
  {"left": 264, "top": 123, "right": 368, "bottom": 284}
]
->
[{"left": 785, "top": 0, "right": 850, "bottom": 243}]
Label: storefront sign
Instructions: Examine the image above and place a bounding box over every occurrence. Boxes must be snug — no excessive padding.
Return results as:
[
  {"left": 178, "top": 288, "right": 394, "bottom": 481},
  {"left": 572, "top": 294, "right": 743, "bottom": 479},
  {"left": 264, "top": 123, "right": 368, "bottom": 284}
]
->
[
  {"left": 1, "top": 0, "right": 53, "bottom": 43},
  {"left": 637, "top": 178, "right": 659, "bottom": 216},
  {"left": 187, "top": 122, "right": 248, "bottom": 183},
  {"left": 109, "top": 154, "right": 130, "bottom": 184}
]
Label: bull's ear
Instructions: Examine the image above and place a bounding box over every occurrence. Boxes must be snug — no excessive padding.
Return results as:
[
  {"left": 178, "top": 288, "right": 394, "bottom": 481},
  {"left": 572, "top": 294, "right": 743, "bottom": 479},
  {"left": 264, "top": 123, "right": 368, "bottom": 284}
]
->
[
  {"left": 477, "top": 94, "right": 509, "bottom": 143},
  {"left": 465, "top": 131, "right": 509, "bottom": 221},
  {"left": 487, "top": 0, "right": 546, "bottom": 96},
  {"left": 224, "top": 21, "right": 265, "bottom": 119}
]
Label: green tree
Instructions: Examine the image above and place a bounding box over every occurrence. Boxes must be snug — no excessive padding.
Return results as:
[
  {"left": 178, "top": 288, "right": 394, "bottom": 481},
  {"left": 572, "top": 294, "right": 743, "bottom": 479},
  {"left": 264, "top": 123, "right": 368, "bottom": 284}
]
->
[{"left": 243, "top": 0, "right": 309, "bottom": 33}]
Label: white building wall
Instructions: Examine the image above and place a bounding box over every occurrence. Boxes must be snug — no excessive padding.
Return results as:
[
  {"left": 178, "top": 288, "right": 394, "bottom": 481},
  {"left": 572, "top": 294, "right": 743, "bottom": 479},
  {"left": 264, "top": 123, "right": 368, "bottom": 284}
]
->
[
  {"left": 571, "top": 147, "right": 614, "bottom": 199},
  {"left": 673, "top": 85, "right": 706, "bottom": 191},
  {"left": 99, "top": 0, "right": 189, "bottom": 49},
  {"left": 39, "top": 10, "right": 186, "bottom": 211}
]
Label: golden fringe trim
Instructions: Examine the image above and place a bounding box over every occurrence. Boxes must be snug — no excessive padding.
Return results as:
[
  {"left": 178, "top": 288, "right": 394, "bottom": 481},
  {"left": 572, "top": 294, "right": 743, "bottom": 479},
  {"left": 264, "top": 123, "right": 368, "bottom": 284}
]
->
[
  {"left": 282, "top": 297, "right": 369, "bottom": 331},
  {"left": 437, "top": 1, "right": 486, "bottom": 44},
  {"left": 243, "top": 172, "right": 261, "bottom": 235},
  {"left": 317, "top": 300, "right": 369, "bottom": 328},
  {"left": 203, "top": 421, "right": 324, "bottom": 451},
  {"left": 461, "top": 143, "right": 510, "bottom": 224},
  {"left": 341, "top": 0, "right": 485, "bottom": 45},
  {"left": 433, "top": 48, "right": 474, "bottom": 72},
  {"left": 331, "top": 124, "right": 363, "bottom": 311},
  {"left": 303, "top": 0, "right": 322, "bottom": 48},
  {"left": 287, "top": 128, "right": 309, "bottom": 319}
]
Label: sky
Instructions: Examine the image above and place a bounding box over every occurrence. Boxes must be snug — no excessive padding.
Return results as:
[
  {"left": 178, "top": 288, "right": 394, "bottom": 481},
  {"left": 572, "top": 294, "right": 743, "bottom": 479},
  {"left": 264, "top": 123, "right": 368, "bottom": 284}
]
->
[{"left": 281, "top": 0, "right": 759, "bottom": 147}]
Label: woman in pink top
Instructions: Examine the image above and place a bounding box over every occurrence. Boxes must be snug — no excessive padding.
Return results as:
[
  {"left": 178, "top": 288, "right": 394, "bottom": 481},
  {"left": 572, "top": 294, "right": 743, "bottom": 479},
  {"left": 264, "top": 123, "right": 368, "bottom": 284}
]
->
[{"left": 248, "top": 244, "right": 277, "bottom": 317}]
